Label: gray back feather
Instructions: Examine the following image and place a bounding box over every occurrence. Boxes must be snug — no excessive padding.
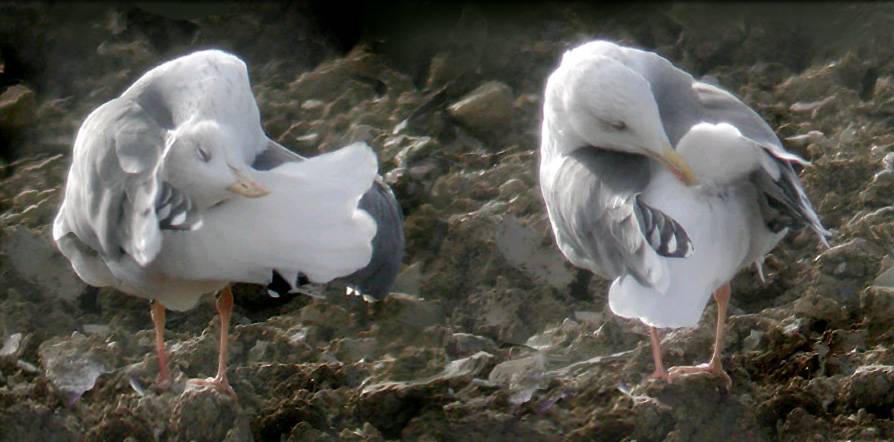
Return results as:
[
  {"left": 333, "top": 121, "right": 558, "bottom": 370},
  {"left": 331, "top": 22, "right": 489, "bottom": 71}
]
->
[{"left": 621, "top": 46, "right": 829, "bottom": 242}]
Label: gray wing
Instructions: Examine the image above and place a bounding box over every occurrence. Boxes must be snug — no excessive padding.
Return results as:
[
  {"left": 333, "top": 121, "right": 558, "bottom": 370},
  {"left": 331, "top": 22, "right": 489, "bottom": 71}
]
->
[
  {"left": 546, "top": 148, "right": 692, "bottom": 287},
  {"left": 54, "top": 97, "right": 202, "bottom": 273},
  {"left": 630, "top": 50, "right": 830, "bottom": 243},
  {"left": 257, "top": 139, "right": 406, "bottom": 299},
  {"left": 342, "top": 178, "right": 405, "bottom": 299},
  {"left": 626, "top": 48, "right": 785, "bottom": 148},
  {"left": 54, "top": 98, "right": 165, "bottom": 271},
  {"left": 252, "top": 138, "right": 307, "bottom": 170}
]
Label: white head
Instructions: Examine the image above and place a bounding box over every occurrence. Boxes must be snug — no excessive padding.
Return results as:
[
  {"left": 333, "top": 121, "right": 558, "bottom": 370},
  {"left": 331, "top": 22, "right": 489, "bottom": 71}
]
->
[
  {"left": 160, "top": 120, "right": 269, "bottom": 210},
  {"left": 543, "top": 46, "right": 696, "bottom": 185}
]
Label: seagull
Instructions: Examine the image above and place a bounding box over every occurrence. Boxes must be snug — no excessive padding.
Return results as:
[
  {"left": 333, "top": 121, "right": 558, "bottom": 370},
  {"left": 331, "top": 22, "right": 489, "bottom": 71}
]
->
[
  {"left": 539, "top": 40, "right": 830, "bottom": 387},
  {"left": 53, "top": 50, "right": 381, "bottom": 396}
]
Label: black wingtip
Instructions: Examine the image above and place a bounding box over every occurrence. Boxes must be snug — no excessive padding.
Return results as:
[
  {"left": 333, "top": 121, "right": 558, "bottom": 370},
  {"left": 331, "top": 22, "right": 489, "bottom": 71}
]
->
[{"left": 636, "top": 197, "right": 694, "bottom": 259}]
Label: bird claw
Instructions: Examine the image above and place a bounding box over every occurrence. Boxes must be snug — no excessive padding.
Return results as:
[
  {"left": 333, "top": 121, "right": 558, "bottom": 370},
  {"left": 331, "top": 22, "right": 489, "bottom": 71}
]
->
[
  {"left": 153, "top": 374, "right": 172, "bottom": 391},
  {"left": 648, "top": 368, "right": 668, "bottom": 381},
  {"left": 187, "top": 376, "right": 237, "bottom": 400},
  {"left": 667, "top": 362, "right": 732, "bottom": 390}
]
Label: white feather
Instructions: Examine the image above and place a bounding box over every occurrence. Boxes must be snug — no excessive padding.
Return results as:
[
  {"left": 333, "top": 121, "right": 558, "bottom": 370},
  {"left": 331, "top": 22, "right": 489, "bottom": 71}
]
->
[
  {"left": 153, "top": 142, "right": 378, "bottom": 285},
  {"left": 609, "top": 169, "right": 760, "bottom": 328}
]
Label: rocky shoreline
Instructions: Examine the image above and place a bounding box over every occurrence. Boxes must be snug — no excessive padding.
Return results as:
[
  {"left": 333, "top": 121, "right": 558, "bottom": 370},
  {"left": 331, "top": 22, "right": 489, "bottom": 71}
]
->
[{"left": 2, "top": 2, "right": 894, "bottom": 440}]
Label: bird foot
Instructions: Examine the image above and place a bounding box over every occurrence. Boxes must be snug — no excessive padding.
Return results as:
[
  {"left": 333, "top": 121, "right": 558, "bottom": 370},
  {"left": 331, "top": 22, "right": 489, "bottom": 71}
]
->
[
  {"left": 648, "top": 367, "right": 668, "bottom": 381},
  {"left": 667, "top": 362, "right": 732, "bottom": 390},
  {"left": 187, "top": 376, "right": 236, "bottom": 400},
  {"left": 153, "top": 374, "right": 172, "bottom": 391}
]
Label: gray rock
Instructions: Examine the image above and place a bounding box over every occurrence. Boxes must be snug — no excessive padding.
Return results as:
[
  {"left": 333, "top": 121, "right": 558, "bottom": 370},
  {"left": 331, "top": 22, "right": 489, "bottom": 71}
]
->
[
  {"left": 170, "top": 385, "right": 251, "bottom": 442},
  {"left": 784, "top": 130, "right": 829, "bottom": 149},
  {"left": 446, "top": 332, "right": 499, "bottom": 358},
  {"left": 293, "top": 132, "right": 321, "bottom": 150},
  {"left": 391, "top": 261, "right": 423, "bottom": 295},
  {"left": 488, "top": 352, "right": 547, "bottom": 404},
  {"left": 301, "top": 99, "right": 326, "bottom": 119},
  {"left": 806, "top": 375, "right": 842, "bottom": 411},
  {"left": 860, "top": 287, "right": 894, "bottom": 327},
  {"left": 38, "top": 332, "right": 115, "bottom": 402},
  {"left": 427, "top": 52, "right": 470, "bottom": 90},
  {"left": 447, "top": 81, "right": 513, "bottom": 141},
  {"left": 814, "top": 238, "right": 876, "bottom": 281},
  {"left": 2, "top": 226, "right": 86, "bottom": 301},
  {"left": 394, "top": 136, "right": 441, "bottom": 168},
  {"left": 874, "top": 260, "right": 894, "bottom": 288},
  {"left": 0, "top": 332, "right": 26, "bottom": 360},
  {"left": 378, "top": 293, "right": 446, "bottom": 330},
  {"left": 497, "top": 178, "right": 528, "bottom": 200},
  {"left": 0, "top": 84, "right": 37, "bottom": 129},
  {"left": 838, "top": 365, "right": 894, "bottom": 410},
  {"left": 441, "top": 351, "right": 496, "bottom": 382},
  {"left": 357, "top": 352, "right": 493, "bottom": 438},
  {"left": 495, "top": 214, "right": 574, "bottom": 289},
  {"left": 793, "top": 294, "right": 846, "bottom": 324},
  {"left": 333, "top": 337, "right": 378, "bottom": 363}
]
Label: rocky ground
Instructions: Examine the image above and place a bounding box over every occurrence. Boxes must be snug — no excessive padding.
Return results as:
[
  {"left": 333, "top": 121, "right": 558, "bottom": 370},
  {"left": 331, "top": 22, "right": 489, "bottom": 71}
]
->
[{"left": 2, "top": 2, "right": 894, "bottom": 441}]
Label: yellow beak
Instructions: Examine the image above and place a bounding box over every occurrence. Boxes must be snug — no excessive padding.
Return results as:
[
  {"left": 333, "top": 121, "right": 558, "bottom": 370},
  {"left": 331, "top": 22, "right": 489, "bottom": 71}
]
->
[
  {"left": 653, "top": 145, "right": 698, "bottom": 186},
  {"left": 227, "top": 168, "right": 270, "bottom": 198}
]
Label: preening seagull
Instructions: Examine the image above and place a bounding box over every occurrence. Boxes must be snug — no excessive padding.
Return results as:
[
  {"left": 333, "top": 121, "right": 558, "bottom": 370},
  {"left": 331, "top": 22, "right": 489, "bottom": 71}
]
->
[
  {"left": 539, "top": 41, "right": 830, "bottom": 387},
  {"left": 53, "top": 50, "right": 389, "bottom": 396}
]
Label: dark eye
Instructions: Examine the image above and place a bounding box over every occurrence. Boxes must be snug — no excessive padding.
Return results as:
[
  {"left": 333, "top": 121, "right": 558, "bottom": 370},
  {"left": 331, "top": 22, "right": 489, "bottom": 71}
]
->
[
  {"left": 608, "top": 120, "right": 627, "bottom": 131},
  {"left": 196, "top": 146, "right": 212, "bottom": 162}
]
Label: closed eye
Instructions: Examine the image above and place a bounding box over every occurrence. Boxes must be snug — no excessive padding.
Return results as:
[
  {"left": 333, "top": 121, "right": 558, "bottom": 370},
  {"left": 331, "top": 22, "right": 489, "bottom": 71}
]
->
[
  {"left": 196, "top": 146, "right": 212, "bottom": 162},
  {"left": 608, "top": 120, "right": 627, "bottom": 131},
  {"left": 597, "top": 118, "right": 628, "bottom": 131}
]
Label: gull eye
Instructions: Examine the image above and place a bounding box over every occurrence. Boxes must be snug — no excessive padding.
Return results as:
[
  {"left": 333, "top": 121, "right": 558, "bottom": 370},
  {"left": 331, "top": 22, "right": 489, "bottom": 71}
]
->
[
  {"left": 196, "top": 146, "right": 212, "bottom": 162},
  {"left": 609, "top": 120, "right": 627, "bottom": 131}
]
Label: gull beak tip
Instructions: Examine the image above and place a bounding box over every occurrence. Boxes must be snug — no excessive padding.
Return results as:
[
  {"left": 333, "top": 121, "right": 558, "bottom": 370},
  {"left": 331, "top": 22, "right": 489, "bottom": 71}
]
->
[
  {"left": 660, "top": 146, "right": 698, "bottom": 186},
  {"left": 228, "top": 177, "right": 270, "bottom": 198}
]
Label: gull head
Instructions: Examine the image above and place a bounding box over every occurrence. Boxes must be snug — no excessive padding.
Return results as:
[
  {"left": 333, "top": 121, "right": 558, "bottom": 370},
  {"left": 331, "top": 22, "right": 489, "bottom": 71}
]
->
[
  {"left": 160, "top": 120, "right": 269, "bottom": 209},
  {"left": 546, "top": 49, "right": 697, "bottom": 185}
]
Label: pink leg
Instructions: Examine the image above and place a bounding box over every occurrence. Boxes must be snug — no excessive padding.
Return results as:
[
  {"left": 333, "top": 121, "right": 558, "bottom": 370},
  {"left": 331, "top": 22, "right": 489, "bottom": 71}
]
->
[
  {"left": 151, "top": 300, "right": 171, "bottom": 389},
  {"left": 648, "top": 326, "right": 668, "bottom": 380},
  {"left": 188, "top": 285, "right": 236, "bottom": 399},
  {"left": 667, "top": 283, "right": 733, "bottom": 389}
]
